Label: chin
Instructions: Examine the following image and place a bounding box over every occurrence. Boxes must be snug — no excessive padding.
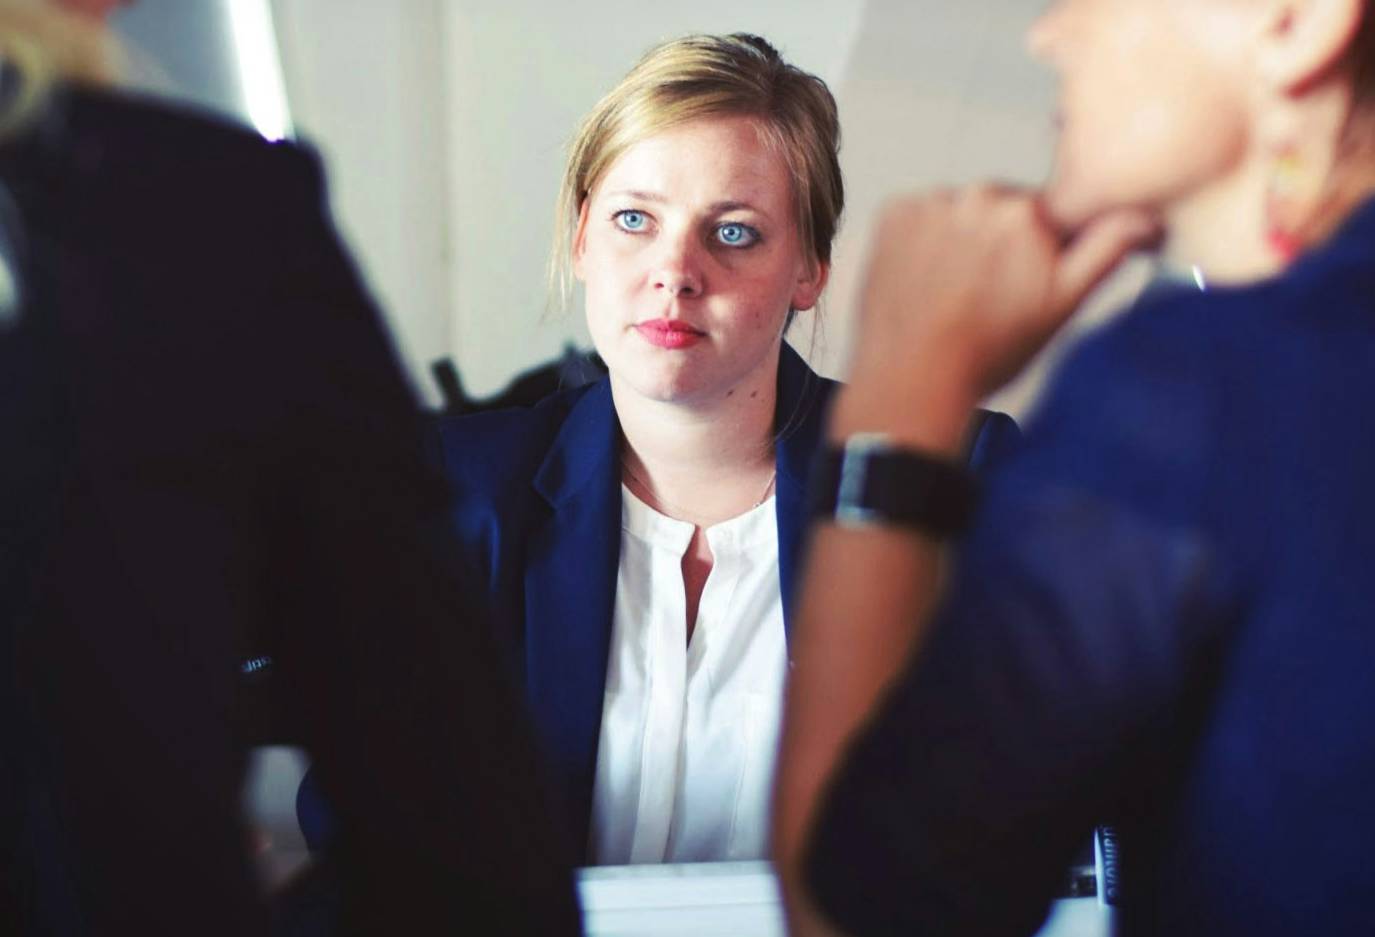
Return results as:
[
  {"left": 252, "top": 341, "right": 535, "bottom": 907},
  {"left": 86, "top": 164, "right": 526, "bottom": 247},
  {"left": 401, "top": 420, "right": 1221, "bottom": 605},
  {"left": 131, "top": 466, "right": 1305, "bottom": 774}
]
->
[
  {"left": 621, "top": 362, "right": 711, "bottom": 405},
  {"left": 1042, "top": 171, "right": 1104, "bottom": 233}
]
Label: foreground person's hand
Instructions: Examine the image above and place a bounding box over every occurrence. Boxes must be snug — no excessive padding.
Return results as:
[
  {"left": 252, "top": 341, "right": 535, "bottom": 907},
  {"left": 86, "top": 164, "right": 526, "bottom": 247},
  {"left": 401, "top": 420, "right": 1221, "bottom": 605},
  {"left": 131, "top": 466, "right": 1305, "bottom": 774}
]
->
[{"left": 834, "top": 186, "right": 1158, "bottom": 451}]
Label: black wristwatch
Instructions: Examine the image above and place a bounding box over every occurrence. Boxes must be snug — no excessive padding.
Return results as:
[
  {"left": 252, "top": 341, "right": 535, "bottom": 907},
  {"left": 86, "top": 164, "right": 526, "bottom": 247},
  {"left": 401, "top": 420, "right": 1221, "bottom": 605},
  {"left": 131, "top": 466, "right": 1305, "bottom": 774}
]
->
[{"left": 810, "top": 432, "right": 978, "bottom": 537}]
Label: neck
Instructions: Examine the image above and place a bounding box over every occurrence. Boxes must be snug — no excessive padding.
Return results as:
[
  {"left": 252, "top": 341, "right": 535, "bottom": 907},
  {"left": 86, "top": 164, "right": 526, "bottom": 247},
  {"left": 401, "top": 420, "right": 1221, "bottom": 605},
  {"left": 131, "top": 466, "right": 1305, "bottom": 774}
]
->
[
  {"left": 1163, "top": 153, "right": 1284, "bottom": 286},
  {"left": 1166, "top": 82, "right": 1354, "bottom": 285},
  {"left": 614, "top": 348, "right": 781, "bottom": 528}
]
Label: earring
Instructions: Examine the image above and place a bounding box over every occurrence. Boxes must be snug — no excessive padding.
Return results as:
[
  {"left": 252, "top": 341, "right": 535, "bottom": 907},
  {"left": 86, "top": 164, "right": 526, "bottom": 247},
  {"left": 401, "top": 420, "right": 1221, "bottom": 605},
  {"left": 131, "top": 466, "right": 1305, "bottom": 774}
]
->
[{"left": 1264, "top": 146, "right": 1314, "bottom": 262}]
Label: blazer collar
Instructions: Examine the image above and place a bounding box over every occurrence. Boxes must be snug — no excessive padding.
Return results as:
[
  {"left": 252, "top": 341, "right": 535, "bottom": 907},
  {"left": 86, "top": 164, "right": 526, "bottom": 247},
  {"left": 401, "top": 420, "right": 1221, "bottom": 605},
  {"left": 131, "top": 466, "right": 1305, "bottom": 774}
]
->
[
  {"left": 533, "top": 376, "right": 618, "bottom": 507},
  {"left": 773, "top": 343, "right": 832, "bottom": 633},
  {"left": 531, "top": 343, "right": 829, "bottom": 503},
  {"left": 774, "top": 342, "right": 828, "bottom": 485}
]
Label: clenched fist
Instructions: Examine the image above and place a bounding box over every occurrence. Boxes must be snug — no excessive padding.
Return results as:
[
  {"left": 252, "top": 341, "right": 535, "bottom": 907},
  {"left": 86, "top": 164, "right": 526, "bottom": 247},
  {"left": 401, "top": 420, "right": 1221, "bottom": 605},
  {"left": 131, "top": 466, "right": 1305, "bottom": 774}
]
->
[{"left": 834, "top": 186, "right": 1157, "bottom": 450}]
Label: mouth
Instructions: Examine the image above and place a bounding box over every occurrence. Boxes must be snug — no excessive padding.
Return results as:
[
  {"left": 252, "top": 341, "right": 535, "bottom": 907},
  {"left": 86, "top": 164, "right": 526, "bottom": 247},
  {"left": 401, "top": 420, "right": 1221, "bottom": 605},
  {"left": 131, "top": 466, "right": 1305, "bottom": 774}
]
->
[{"left": 633, "top": 318, "right": 706, "bottom": 350}]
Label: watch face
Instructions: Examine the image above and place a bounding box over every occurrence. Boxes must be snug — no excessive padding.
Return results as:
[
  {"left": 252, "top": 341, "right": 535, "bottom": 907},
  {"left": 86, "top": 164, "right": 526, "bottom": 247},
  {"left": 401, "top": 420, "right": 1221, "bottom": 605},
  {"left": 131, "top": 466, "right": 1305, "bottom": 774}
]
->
[
  {"left": 835, "top": 434, "right": 891, "bottom": 528},
  {"left": 819, "top": 435, "right": 977, "bottom": 536}
]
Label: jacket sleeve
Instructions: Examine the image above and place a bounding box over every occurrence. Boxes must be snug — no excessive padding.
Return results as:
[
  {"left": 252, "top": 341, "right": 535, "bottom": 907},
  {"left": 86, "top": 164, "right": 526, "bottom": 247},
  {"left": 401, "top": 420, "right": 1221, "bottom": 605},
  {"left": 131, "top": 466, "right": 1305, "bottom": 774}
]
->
[{"left": 805, "top": 305, "right": 1235, "bottom": 937}]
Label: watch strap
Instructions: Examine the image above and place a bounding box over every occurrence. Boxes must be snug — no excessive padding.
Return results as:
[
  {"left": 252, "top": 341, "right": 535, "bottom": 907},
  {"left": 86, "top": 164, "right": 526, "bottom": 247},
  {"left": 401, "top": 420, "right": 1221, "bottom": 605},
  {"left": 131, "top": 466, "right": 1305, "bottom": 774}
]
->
[{"left": 810, "top": 433, "right": 978, "bottom": 536}]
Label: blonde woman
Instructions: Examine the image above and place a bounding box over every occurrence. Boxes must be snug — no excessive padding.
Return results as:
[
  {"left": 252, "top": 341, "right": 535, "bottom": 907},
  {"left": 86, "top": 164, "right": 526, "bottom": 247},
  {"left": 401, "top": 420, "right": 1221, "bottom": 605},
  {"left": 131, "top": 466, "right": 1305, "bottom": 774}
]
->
[
  {"left": 0, "top": 2, "right": 578, "bottom": 933},
  {"left": 431, "top": 33, "right": 1018, "bottom": 865}
]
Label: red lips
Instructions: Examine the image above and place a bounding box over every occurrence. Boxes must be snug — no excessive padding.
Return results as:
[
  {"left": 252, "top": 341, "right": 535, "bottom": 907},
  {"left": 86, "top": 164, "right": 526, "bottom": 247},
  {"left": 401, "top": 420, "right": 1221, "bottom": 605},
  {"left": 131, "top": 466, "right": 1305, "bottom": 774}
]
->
[{"left": 634, "top": 319, "right": 705, "bottom": 349}]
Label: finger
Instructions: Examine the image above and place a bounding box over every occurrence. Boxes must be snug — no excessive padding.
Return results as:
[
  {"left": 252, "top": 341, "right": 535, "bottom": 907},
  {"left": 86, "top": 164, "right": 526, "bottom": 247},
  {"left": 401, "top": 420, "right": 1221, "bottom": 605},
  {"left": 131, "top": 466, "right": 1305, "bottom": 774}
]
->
[
  {"left": 1050, "top": 208, "right": 1160, "bottom": 313},
  {"left": 961, "top": 180, "right": 1036, "bottom": 201}
]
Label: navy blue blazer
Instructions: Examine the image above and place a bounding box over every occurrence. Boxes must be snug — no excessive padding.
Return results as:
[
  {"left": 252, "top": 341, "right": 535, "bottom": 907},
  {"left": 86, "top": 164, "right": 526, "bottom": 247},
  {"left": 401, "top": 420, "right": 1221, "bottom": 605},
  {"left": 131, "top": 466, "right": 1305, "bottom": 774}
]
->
[{"left": 434, "top": 343, "right": 1019, "bottom": 859}]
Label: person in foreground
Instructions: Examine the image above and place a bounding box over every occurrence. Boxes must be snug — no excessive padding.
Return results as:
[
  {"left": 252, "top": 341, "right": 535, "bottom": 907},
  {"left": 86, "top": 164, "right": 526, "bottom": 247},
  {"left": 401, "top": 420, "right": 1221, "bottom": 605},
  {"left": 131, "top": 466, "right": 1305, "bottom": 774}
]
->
[
  {"left": 432, "top": 33, "right": 1019, "bottom": 865},
  {"left": 0, "top": 2, "right": 580, "bottom": 934},
  {"left": 774, "top": 0, "right": 1375, "bottom": 935}
]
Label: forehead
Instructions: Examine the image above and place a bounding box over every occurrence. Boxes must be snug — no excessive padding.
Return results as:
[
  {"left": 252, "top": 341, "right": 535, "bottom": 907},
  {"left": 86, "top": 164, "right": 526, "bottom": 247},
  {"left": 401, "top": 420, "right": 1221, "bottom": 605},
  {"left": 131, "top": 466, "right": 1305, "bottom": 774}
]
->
[{"left": 593, "top": 115, "right": 793, "bottom": 214}]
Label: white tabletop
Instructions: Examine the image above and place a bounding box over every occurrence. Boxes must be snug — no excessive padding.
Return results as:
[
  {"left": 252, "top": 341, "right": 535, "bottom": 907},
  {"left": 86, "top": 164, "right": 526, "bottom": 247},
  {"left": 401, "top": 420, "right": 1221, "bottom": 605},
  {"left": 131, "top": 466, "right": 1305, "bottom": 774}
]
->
[{"left": 578, "top": 861, "right": 1111, "bottom": 937}]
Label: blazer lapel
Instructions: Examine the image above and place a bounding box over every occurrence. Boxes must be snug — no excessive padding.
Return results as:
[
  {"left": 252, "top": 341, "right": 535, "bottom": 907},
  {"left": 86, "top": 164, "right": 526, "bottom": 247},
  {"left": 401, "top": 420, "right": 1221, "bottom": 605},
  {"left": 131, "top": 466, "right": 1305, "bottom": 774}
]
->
[
  {"left": 524, "top": 377, "right": 622, "bottom": 857},
  {"left": 774, "top": 344, "right": 834, "bottom": 639}
]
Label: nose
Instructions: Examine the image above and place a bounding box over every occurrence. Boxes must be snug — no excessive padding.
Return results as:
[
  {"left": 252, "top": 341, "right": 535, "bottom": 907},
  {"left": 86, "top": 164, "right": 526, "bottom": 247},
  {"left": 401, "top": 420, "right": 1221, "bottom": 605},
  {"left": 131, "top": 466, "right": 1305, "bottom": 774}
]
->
[{"left": 651, "top": 233, "right": 703, "bottom": 298}]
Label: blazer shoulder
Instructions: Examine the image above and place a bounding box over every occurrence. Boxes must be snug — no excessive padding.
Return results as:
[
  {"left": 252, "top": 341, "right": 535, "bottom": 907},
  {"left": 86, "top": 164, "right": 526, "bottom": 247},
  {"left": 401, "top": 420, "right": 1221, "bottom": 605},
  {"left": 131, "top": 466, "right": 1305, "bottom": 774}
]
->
[
  {"left": 435, "top": 384, "right": 591, "bottom": 503},
  {"left": 47, "top": 85, "right": 326, "bottom": 210}
]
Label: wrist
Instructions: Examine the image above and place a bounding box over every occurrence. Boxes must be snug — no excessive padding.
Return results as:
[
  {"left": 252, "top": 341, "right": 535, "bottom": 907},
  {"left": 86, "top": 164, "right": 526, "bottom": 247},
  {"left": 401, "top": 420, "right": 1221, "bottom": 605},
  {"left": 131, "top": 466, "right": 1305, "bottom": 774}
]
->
[{"left": 828, "top": 367, "right": 980, "bottom": 455}]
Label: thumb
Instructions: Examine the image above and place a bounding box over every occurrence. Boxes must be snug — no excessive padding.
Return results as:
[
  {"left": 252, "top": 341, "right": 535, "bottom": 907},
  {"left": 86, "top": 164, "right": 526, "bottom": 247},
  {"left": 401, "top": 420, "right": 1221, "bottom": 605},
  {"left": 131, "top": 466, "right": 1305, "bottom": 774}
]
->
[{"left": 1050, "top": 208, "right": 1160, "bottom": 315}]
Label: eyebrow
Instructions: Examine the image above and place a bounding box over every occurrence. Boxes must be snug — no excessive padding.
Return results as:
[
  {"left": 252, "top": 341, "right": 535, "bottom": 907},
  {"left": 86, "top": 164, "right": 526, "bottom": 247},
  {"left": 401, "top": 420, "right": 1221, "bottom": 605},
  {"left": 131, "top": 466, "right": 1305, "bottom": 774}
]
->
[{"left": 604, "top": 190, "right": 769, "bottom": 216}]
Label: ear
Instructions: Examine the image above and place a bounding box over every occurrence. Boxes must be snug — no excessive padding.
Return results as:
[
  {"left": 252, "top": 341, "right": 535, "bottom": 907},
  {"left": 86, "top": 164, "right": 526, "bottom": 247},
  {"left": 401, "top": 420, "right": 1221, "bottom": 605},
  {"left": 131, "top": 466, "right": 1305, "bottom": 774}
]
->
[
  {"left": 790, "top": 258, "right": 830, "bottom": 313},
  {"left": 1256, "top": 0, "right": 1365, "bottom": 94},
  {"left": 571, "top": 199, "right": 591, "bottom": 282}
]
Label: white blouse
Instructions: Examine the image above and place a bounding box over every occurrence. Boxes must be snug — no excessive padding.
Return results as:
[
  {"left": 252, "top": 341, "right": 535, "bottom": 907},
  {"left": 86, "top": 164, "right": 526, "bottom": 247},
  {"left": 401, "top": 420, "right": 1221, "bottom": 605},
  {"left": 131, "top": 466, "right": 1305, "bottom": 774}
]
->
[{"left": 588, "top": 485, "right": 788, "bottom": 865}]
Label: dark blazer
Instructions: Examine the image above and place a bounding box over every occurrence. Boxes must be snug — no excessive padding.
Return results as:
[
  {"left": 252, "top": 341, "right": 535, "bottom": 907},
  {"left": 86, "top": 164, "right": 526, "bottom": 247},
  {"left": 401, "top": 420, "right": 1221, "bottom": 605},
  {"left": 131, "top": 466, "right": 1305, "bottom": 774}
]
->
[
  {"left": 0, "top": 87, "right": 579, "bottom": 935},
  {"left": 806, "top": 203, "right": 1375, "bottom": 937},
  {"left": 435, "top": 343, "right": 1019, "bottom": 859}
]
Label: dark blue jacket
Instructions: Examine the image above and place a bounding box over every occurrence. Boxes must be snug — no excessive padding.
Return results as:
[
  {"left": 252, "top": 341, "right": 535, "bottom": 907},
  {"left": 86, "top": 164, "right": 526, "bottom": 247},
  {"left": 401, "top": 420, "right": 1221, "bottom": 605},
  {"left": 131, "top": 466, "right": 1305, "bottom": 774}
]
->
[
  {"left": 434, "top": 343, "right": 1019, "bottom": 859},
  {"left": 807, "top": 203, "right": 1375, "bottom": 937}
]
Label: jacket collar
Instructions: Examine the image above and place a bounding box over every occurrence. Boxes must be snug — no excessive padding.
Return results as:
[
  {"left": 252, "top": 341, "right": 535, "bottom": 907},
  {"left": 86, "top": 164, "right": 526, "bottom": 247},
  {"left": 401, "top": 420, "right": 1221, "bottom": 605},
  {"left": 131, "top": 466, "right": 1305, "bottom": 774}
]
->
[
  {"left": 532, "top": 376, "right": 618, "bottom": 507},
  {"left": 531, "top": 342, "right": 830, "bottom": 505}
]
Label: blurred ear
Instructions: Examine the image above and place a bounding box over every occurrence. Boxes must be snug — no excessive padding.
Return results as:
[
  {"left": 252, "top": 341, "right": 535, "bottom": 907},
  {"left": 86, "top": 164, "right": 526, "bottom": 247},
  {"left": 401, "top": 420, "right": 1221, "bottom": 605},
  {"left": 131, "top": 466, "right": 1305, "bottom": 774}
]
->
[
  {"left": 1257, "top": 0, "right": 1365, "bottom": 93},
  {"left": 790, "top": 258, "right": 829, "bottom": 313},
  {"left": 571, "top": 200, "right": 591, "bottom": 282}
]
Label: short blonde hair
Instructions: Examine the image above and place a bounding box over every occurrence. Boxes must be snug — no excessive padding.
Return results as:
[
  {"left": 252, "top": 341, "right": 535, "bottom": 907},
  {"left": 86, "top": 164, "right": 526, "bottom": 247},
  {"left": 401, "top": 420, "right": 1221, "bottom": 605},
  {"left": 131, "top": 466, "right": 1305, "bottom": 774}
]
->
[{"left": 551, "top": 32, "right": 843, "bottom": 310}]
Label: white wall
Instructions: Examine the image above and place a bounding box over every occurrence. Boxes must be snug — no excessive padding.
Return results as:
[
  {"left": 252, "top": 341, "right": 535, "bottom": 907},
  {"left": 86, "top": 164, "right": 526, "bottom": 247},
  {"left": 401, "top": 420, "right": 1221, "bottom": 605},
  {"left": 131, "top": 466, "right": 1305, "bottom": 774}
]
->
[{"left": 273, "top": 0, "right": 453, "bottom": 405}]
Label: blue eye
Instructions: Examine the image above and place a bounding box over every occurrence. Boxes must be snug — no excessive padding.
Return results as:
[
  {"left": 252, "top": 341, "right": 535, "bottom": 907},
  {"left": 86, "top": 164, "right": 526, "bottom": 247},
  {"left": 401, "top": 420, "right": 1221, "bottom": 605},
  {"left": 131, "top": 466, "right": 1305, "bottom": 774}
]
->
[
  {"left": 614, "top": 210, "right": 648, "bottom": 232},
  {"left": 716, "top": 223, "right": 759, "bottom": 248}
]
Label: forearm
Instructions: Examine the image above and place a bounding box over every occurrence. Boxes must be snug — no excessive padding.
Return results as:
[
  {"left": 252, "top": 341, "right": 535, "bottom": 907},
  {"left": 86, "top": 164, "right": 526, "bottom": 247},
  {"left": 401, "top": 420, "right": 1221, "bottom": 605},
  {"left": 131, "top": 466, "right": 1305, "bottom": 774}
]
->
[
  {"left": 772, "top": 188, "right": 1149, "bottom": 933},
  {"left": 774, "top": 528, "right": 940, "bottom": 935},
  {"left": 773, "top": 379, "right": 975, "bottom": 933}
]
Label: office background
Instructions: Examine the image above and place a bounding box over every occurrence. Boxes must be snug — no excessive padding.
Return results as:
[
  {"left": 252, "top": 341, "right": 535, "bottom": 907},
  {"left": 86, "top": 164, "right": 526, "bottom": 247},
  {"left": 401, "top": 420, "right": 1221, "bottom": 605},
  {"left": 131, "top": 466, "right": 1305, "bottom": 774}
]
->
[{"left": 115, "top": 0, "right": 1153, "bottom": 420}]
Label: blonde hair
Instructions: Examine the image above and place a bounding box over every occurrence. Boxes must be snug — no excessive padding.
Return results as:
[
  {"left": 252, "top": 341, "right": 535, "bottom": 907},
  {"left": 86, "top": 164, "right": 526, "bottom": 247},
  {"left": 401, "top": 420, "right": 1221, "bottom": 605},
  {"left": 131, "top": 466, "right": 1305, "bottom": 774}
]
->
[
  {"left": 0, "top": 0, "right": 122, "bottom": 140},
  {"left": 550, "top": 32, "right": 843, "bottom": 311}
]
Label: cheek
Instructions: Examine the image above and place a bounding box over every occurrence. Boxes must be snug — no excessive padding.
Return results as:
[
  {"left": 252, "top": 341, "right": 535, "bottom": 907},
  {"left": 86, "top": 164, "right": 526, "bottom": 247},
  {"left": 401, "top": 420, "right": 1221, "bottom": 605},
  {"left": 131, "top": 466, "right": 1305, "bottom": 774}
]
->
[
  {"left": 580, "top": 247, "right": 640, "bottom": 317},
  {"left": 724, "top": 274, "right": 791, "bottom": 336},
  {"left": 1049, "top": 43, "right": 1249, "bottom": 224},
  {"left": 731, "top": 253, "right": 804, "bottom": 322}
]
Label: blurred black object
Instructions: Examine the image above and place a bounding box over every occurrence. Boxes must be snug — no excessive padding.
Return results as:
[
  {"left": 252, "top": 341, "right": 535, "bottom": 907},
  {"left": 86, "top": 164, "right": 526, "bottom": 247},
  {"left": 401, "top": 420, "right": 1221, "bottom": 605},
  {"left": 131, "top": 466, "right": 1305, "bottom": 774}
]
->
[
  {"left": 432, "top": 343, "right": 607, "bottom": 415},
  {"left": 3, "top": 86, "right": 580, "bottom": 936}
]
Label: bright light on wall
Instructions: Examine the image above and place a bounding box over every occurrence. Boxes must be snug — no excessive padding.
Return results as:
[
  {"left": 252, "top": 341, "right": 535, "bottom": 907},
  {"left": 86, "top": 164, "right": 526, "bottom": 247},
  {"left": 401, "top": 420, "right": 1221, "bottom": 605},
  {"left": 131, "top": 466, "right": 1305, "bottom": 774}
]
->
[{"left": 226, "top": 0, "right": 294, "bottom": 142}]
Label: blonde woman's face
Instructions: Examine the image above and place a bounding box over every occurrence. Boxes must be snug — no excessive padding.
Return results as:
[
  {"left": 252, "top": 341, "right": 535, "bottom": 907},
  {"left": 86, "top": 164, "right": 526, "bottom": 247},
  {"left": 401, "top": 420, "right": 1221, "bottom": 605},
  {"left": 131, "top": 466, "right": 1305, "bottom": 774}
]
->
[
  {"left": 1029, "top": 0, "right": 1257, "bottom": 227},
  {"left": 574, "top": 115, "right": 825, "bottom": 407}
]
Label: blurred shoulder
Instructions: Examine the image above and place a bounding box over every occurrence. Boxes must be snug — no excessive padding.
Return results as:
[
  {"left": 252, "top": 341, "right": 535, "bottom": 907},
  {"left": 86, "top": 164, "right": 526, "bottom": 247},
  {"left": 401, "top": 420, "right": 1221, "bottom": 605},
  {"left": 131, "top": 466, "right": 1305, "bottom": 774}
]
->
[{"left": 44, "top": 85, "right": 325, "bottom": 206}]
